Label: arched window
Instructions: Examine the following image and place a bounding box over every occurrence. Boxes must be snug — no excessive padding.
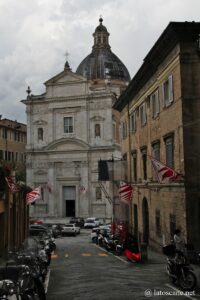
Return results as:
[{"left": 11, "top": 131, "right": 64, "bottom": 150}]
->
[
  {"left": 38, "top": 128, "right": 43, "bottom": 141},
  {"left": 95, "top": 124, "right": 101, "bottom": 138}
]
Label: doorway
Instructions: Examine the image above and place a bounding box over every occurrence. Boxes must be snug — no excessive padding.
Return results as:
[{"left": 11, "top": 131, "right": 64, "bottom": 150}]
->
[
  {"left": 142, "top": 197, "right": 149, "bottom": 244},
  {"left": 63, "top": 186, "right": 76, "bottom": 217},
  {"left": 133, "top": 204, "right": 138, "bottom": 236}
]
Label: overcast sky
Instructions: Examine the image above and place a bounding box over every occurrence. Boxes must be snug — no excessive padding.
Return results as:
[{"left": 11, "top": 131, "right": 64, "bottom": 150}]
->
[{"left": 0, "top": 0, "right": 200, "bottom": 123}]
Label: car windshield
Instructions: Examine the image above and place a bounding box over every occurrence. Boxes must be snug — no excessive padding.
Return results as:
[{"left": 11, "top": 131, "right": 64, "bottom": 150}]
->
[{"left": 86, "top": 220, "right": 95, "bottom": 223}]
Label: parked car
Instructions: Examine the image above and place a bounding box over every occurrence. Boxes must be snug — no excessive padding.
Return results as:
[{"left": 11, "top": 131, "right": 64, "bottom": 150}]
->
[
  {"left": 29, "top": 224, "right": 52, "bottom": 237},
  {"left": 84, "top": 217, "right": 100, "bottom": 229},
  {"left": 61, "top": 223, "right": 80, "bottom": 236},
  {"left": 69, "top": 217, "right": 85, "bottom": 228}
]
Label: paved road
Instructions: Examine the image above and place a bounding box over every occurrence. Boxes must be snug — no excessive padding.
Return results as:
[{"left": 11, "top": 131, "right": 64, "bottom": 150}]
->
[{"left": 46, "top": 230, "right": 200, "bottom": 300}]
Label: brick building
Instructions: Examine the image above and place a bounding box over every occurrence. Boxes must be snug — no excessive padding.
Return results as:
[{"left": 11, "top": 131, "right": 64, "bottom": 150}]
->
[{"left": 114, "top": 22, "right": 200, "bottom": 250}]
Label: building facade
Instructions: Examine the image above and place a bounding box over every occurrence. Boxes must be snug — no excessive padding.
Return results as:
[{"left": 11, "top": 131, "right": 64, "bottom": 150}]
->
[
  {"left": 22, "top": 18, "right": 130, "bottom": 221},
  {"left": 0, "top": 117, "right": 26, "bottom": 163},
  {"left": 0, "top": 117, "right": 28, "bottom": 257},
  {"left": 114, "top": 22, "right": 200, "bottom": 249}
]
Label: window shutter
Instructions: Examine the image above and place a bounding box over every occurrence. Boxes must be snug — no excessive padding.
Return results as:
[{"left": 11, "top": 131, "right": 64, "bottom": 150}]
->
[
  {"left": 156, "top": 89, "right": 160, "bottom": 115},
  {"left": 169, "top": 75, "right": 174, "bottom": 103},
  {"left": 144, "top": 103, "right": 147, "bottom": 124},
  {"left": 160, "top": 83, "right": 165, "bottom": 108},
  {"left": 150, "top": 94, "right": 154, "bottom": 118}
]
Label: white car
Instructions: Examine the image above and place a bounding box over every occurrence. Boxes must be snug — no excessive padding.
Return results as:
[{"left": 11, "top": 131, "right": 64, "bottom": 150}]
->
[
  {"left": 61, "top": 223, "right": 80, "bottom": 236},
  {"left": 84, "top": 218, "right": 100, "bottom": 229}
]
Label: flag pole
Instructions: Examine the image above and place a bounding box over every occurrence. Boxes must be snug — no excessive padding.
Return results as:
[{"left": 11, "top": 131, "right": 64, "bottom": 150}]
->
[{"left": 111, "top": 154, "right": 115, "bottom": 233}]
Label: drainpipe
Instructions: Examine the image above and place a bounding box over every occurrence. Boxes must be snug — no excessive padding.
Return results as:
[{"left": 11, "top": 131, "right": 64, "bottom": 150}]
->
[{"left": 127, "top": 100, "right": 133, "bottom": 233}]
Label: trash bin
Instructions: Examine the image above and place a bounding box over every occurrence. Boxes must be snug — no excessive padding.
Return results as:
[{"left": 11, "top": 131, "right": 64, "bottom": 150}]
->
[{"left": 140, "top": 243, "right": 148, "bottom": 262}]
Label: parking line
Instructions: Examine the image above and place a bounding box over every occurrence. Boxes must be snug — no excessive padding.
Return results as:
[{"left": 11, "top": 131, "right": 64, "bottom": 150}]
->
[
  {"left": 98, "top": 252, "right": 108, "bottom": 256},
  {"left": 94, "top": 244, "right": 128, "bottom": 264},
  {"left": 165, "top": 283, "right": 196, "bottom": 299},
  {"left": 81, "top": 253, "right": 92, "bottom": 256}
]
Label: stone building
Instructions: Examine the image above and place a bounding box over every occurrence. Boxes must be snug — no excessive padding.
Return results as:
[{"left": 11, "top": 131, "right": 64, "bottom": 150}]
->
[
  {"left": 114, "top": 22, "right": 200, "bottom": 249},
  {"left": 22, "top": 18, "right": 130, "bottom": 220},
  {"left": 0, "top": 117, "right": 26, "bottom": 163}
]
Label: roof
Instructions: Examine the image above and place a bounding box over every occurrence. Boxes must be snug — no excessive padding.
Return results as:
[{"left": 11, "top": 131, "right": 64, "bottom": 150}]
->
[{"left": 114, "top": 21, "right": 200, "bottom": 111}]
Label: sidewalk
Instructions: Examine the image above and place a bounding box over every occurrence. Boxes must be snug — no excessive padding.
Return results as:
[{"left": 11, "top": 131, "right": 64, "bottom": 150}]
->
[
  {"left": 148, "top": 247, "right": 200, "bottom": 293},
  {"left": 147, "top": 248, "right": 166, "bottom": 264}
]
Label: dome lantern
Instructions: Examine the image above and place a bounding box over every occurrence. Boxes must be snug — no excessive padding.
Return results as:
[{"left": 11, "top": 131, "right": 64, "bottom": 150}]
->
[{"left": 76, "top": 18, "right": 130, "bottom": 82}]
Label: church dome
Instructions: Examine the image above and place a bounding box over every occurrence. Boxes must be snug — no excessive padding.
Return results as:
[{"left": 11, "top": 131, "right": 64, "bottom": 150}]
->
[{"left": 76, "top": 18, "right": 130, "bottom": 82}]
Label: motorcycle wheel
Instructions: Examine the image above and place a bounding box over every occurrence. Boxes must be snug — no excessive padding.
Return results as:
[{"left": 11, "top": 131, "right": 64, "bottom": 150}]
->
[
  {"left": 52, "top": 243, "right": 56, "bottom": 252},
  {"left": 115, "top": 249, "right": 123, "bottom": 256},
  {"left": 21, "top": 280, "right": 46, "bottom": 300},
  {"left": 179, "top": 270, "right": 197, "bottom": 291}
]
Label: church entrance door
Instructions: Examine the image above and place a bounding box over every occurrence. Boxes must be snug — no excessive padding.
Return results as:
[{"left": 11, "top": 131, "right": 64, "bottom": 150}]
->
[{"left": 63, "top": 186, "right": 76, "bottom": 217}]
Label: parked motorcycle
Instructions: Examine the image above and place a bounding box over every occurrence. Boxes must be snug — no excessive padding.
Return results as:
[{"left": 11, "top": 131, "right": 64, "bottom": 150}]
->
[
  {"left": 0, "top": 278, "right": 18, "bottom": 300},
  {"left": 166, "top": 255, "right": 197, "bottom": 291},
  {"left": 163, "top": 244, "right": 197, "bottom": 291},
  {"left": 0, "top": 265, "right": 46, "bottom": 300}
]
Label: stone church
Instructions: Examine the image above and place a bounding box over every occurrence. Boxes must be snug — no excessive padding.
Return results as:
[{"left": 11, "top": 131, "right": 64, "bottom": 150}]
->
[{"left": 22, "top": 18, "right": 130, "bottom": 220}]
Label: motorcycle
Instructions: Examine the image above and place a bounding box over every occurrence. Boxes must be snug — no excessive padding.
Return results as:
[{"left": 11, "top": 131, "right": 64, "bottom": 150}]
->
[
  {"left": 0, "top": 279, "right": 19, "bottom": 300},
  {"left": 166, "top": 255, "right": 197, "bottom": 291},
  {"left": 0, "top": 265, "right": 46, "bottom": 300}
]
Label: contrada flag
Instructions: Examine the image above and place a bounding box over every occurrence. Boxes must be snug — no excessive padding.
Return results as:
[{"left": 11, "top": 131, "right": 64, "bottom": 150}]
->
[
  {"left": 26, "top": 187, "right": 42, "bottom": 205},
  {"left": 5, "top": 176, "right": 19, "bottom": 193},
  {"left": 150, "top": 156, "right": 180, "bottom": 183},
  {"left": 119, "top": 181, "right": 133, "bottom": 205},
  {"left": 79, "top": 185, "right": 87, "bottom": 194}
]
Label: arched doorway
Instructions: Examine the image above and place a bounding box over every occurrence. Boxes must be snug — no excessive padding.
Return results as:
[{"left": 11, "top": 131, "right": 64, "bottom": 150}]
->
[{"left": 142, "top": 197, "right": 149, "bottom": 244}]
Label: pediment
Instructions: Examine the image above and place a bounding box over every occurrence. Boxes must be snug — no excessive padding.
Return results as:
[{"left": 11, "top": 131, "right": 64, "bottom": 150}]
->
[
  {"left": 45, "top": 69, "right": 86, "bottom": 86},
  {"left": 34, "top": 169, "right": 47, "bottom": 175},
  {"left": 90, "top": 116, "right": 105, "bottom": 122},
  {"left": 33, "top": 119, "right": 48, "bottom": 125},
  {"left": 46, "top": 138, "right": 90, "bottom": 151}
]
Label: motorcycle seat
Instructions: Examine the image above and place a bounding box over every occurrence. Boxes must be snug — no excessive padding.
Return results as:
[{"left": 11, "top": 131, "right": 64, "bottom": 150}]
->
[{"left": 0, "top": 265, "right": 25, "bottom": 282}]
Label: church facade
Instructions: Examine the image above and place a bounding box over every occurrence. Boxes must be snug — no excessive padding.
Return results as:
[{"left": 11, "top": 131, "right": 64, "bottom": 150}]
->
[{"left": 22, "top": 18, "right": 130, "bottom": 220}]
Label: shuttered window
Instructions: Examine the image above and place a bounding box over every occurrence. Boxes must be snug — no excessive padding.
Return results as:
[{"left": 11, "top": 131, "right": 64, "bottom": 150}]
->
[
  {"left": 130, "top": 112, "right": 137, "bottom": 132},
  {"left": 151, "top": 89, "right": 160, "bottom": 118},
  {"left": 141, "top": 147, "right": 147, "bottom": 180},
  {"left": 162, "top": 75, "right": 174, "bottom": 107},
  {"left": 152, "top": 141, "right": 160, "bottom": 161},
  {"left": 165, "top": 135, "right": 174, "bottom": 168},
  {"left": 140, "top": 103, "right": 147, "bottom": 126},
  {"left": 132, "top": 152, "right": 137, "bottom": 182}
]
